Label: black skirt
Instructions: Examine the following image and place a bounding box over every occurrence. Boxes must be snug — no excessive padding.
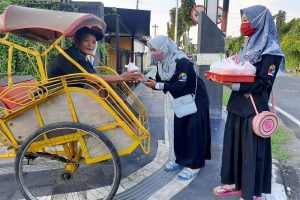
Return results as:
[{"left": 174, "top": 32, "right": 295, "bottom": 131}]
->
[
  {"left": 174, "top": 107, "right": 211, "bottom": 169},
  {"left": 221, "top": 112, "right": 272, "bottom": 200}
]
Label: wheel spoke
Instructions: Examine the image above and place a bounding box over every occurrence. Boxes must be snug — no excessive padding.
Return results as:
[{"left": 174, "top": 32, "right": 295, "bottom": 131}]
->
[{"left": 15, "top": 122, "right": 121, "bottom": 200}]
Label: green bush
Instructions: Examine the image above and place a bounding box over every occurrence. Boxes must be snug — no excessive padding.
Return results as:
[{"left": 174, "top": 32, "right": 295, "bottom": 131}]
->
[
  {"left": 0, "top": 1, "right": 63, "bottom": 77},
  {"left": 0, "top": 1, "right": 110, "bottom": 78}
]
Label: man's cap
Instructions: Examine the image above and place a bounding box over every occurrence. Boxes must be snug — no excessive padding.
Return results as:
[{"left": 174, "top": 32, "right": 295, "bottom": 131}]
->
[{"left": 75, "top": 26, "right": 103, "bottom": 41}]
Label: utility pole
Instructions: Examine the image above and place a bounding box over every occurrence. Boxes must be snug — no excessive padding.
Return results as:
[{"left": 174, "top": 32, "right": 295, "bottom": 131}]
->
[
  {"left": 174, "top": 0, "right": 178, "bottom": 44},
  {"left": 116, "top": 15, "right": 121, "bottom": 74},
  {"left": 136, "top": 0, "right": 139, "bottom": 9},
  {"left": 152, "top": 24, "right": 158, "bottom": 37}
]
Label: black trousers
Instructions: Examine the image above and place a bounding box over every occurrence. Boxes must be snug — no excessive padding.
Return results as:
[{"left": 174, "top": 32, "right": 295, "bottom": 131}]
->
[
  {"left": 221, "top": 112, "right": 272, "bottom": 200},
  {"left": 173, "top": 107, "right": 211, "bottom": 169}
]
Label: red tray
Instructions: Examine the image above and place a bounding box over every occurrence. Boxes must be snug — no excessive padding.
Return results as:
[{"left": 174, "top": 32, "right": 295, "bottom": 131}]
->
[{"left": 205, "top": 71, "right": 255, "bottom": 83}]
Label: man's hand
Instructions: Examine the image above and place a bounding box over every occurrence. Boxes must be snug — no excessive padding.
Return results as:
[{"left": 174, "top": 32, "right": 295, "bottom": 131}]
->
[
  {"left": 121, "top": 70, "right": 143, "bottom": 82},
  {"left": 143, "top": 79, "right": 156, "bottom": 89}
]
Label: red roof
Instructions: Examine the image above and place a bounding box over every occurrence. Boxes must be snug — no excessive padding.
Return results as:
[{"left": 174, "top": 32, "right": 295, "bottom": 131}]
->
[{"left": 0, "top": 5, "right": 106, "bottom": 42}]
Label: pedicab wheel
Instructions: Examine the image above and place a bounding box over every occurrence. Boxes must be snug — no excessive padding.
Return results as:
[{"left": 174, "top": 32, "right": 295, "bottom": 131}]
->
[{"left": 14, "top": 122, "right": 121, "bottom": 200}]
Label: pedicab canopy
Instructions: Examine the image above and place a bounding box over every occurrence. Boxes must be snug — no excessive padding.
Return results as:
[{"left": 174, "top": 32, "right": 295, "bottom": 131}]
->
[{"left": 0, "top": 5, "right": 106, "bottom": 42}]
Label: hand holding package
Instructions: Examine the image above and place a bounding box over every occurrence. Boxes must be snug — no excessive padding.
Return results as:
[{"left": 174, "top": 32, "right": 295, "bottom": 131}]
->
[{"left": 125, "top": 62, "right": 140, "bottom": 71}]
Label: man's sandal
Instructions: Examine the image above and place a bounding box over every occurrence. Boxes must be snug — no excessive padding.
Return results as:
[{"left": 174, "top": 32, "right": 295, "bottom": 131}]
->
[
  {"left": 164, "top": 161, "right": 183, "bottom": 172},
  {"left": 177, "top": 168, "right": 200, "bottom": 180},
  {"left": 213, "top": 185, "right": 241, "bottom": 196}
]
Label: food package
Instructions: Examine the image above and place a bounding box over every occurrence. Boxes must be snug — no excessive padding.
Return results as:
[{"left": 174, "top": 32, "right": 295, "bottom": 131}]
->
[
  {"left": 125, "top": 62, "right": 140, "bottom": 71},
  {"left": 210, "top": 57, "right": 256, "bottom": 75}
]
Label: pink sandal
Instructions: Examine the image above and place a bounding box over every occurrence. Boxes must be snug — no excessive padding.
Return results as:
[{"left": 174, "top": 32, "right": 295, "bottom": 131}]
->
[
  {"left": 238, "top": 196, "right": 261, "bottom": 200},
  {"left": 213, "top": 185, "right": 241, "bottom": 196}
]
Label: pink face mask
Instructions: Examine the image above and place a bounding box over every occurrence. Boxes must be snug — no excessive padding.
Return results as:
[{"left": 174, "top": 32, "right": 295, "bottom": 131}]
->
[{"left": 151, "top": 50, "right": 164, "bottom": 61}]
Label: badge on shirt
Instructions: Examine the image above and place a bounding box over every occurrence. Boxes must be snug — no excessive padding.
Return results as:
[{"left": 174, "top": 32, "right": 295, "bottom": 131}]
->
[
  {"left": 178, "top": 72, "right": 187, "bottom": 82},
  {"left": 268, "top": 65, "right": 276, "bottom": 76}
]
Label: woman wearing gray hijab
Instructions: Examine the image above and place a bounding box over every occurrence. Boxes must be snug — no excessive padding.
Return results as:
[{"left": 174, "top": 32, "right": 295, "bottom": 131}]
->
[
  {"left": 213, "top": 5, "right": 284, "bottom": 200},
  {"left": 144, "top": 35, "right": 211, "bottom": 180}
]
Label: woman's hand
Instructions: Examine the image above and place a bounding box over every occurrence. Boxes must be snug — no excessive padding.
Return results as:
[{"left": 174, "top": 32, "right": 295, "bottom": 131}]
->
[
  {"left": 222, "top": 82, "right": 232, "bottom": 88},
  {"left": 210, "top": 77, "right": 232, "bottom": 88},
  {"left": 143, "top": 79, "right": 157, "bottom": 89}
]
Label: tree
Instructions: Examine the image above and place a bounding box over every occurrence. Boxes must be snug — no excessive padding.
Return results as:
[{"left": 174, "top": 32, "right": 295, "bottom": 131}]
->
[
  {"left": 281, "top": 19, "right": 300, "bottom": 69},
  {"left": 274, "top": 10, "right": 286, "bottom": 39},
  {"left": 167, "top": 0, "right": 195, "bottom": 48},
  {"left": 180, "top": 0, "right": 195, "bottom": 53},
  {"left": 282, "top": 18, "right": 297, "bottom": 35},
  {"left": 180, "top": 0, "right": 196, "bottom": 28},
  {"left": 226, "top": 36, "right": 244, "bottom": 54},
  {"left": 0, "top": 0, "right": 74, "bottom": 76},
  {"left": 167, "top": 7, "right": 188, "bottom": 46},
  {"left": 274, "top": 10, "right": 300, "bottom": 69}
]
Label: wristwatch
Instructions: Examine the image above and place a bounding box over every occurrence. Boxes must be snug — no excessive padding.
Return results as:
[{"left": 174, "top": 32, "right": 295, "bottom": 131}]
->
[{"left": 155, "top": 82, "right": 164, "bottom": 90}]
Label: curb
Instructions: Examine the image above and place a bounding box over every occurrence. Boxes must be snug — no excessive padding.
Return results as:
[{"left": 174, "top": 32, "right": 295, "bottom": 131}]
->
[
  {"left": 272, "top": 158, "right": 285, "bottom": 186},
  {"left": 266, "top": 158, "right": 288, "bottom": 200}
]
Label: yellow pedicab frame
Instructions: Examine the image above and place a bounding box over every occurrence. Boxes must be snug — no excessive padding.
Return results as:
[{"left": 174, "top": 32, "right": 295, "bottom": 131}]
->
[{"left": 0, "top": 7, "right": 150, "bottom": 162}]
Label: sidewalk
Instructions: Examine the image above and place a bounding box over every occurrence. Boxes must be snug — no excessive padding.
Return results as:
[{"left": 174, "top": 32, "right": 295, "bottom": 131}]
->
[
  {"left": 124, "top": 67, "right": 288, "bottom": 200},
  {"left": 136, "top": 80, "right": 287, "bottom": 200},
  {"left": 0, "top": 69, "right": 288, "bottom": 200}
]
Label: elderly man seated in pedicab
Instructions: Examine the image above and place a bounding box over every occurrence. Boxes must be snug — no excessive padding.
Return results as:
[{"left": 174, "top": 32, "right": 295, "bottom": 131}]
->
[{"left": 47, "top": 26, "right": 143, "bottom": 83}]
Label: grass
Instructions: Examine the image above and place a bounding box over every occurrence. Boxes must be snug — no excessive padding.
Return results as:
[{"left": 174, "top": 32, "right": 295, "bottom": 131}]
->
[
  {"left": 222, "top": 87, "right": 231, "bottom": 107},
  {"left": 222, "top": 87, "right": 293, "bottom": 163},
  {"left": 271, "top": 125, "right": 293, "bottom": 163}
]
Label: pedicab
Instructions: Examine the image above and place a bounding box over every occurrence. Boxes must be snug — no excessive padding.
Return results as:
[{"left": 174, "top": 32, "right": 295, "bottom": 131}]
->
[{"left": 0, "top": 5, "right": 150, "bottom": 200}]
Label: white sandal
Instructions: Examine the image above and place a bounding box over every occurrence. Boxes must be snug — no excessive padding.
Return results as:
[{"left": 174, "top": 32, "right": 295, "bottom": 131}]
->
[
  {"left": 178, "top": 167, "right": 200, "bottom": 180},
  {"left": 164, "top": 161, "right": 182, "bottom": 172}
]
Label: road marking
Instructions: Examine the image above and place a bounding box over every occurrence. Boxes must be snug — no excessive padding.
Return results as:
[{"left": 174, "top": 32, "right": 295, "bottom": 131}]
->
[
  {"left": 270, "top": 104, "right": 300, "bottom": 127},
  {"left": 0, "top": 160, "right": 61, "bottom": 175},
  {"left": 118, "top": 140, "right": 169, "bottom": 191},
  {"left": 0, "top": 166, "right": 13, "bottom": 175},
  {"left": 147, "top": 172, "right": 196, "bottom": 200}
]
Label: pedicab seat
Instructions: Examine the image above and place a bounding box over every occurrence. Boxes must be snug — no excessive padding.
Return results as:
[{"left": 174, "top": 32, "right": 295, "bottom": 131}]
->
[{"left": 0, "top": 75, "right": 37, "bottom": 110}]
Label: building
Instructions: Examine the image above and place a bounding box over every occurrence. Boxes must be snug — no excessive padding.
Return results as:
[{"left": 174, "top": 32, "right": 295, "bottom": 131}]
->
[{"left": 104, "top": 7, "right": 151, "bottom": 73}]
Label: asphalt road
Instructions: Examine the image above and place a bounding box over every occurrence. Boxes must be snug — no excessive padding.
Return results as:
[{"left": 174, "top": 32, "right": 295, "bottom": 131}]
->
[
  {"left": 273, "top": 74, "right": 300, "bottom": 200},
  {"left": 273, "top": 74, "right": 300, "bottom": 139}
]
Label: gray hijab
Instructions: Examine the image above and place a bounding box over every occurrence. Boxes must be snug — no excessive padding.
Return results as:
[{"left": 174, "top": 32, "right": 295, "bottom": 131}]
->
[
  {"left": 239, "top": 5, "right": 285, "bottom": 71},
  {"left": 147, "top": 35, "right": 187, "bottom": 81}
]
